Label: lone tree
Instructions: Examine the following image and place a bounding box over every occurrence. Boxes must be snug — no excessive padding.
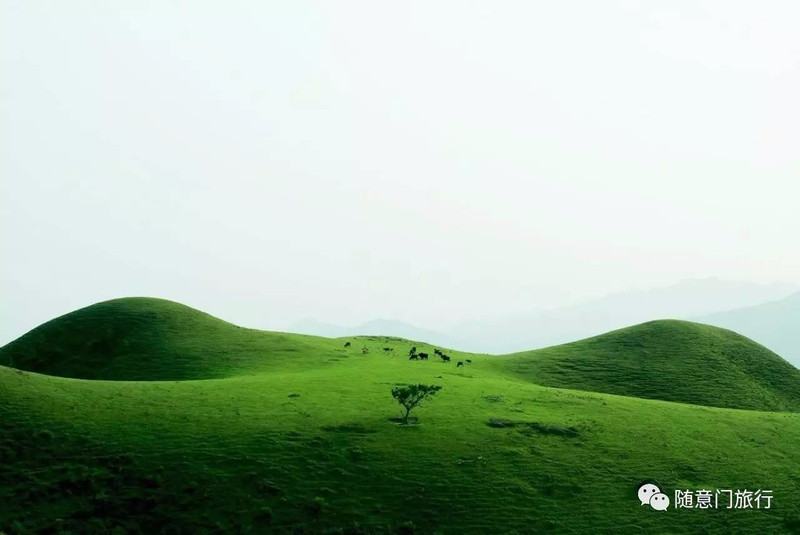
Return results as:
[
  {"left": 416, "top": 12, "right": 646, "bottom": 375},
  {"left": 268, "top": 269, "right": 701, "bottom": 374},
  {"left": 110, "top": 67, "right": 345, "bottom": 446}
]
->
[{"left": 391, "top": 384, "right": 442, "bottom": 424}]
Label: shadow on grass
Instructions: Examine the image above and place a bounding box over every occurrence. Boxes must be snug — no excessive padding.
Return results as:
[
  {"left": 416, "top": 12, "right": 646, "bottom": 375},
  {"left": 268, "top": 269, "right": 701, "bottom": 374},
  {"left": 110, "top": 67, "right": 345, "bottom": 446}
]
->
[
  {"left": 387, "top": 417, "right": 420, "bottom": 426},
  {"left": 487, "top": 418, "right": 581, "bottom": 437},
  {"left": 321, "top": 423, "right": 376, "bottom": 434}
]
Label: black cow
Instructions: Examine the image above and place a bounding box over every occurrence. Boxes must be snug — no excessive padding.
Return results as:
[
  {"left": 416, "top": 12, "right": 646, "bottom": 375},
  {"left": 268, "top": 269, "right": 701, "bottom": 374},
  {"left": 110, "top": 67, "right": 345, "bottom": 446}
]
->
[
  {"left": 434, "top": 349, "right": 442, "bottom": 356},
  {"left": 457, "top": 361, "right": 464, "bottom": 368},
  {"left": 344, "top": 342, "right": 351, "bottom": 348},
  {"left": 466, "top": 359, "right": 472, "bottom": 364},
  {"left": 409, "top": 354, "right": 419, "bottom": 360},
  {"left": 440, "top": 355, "right": 451, "bottom": 363},
  {"left": 418, "top": 353, "right": 429, "bottom": 360},
  {"left": 383, "top": 347, "right": 393, "bottom": 352}
]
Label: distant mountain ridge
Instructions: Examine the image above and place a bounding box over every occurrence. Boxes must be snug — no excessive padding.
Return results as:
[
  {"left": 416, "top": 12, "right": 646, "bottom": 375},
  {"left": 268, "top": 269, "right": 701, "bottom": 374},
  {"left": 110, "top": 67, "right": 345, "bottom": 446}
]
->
[
  {"left": 289, "top": 318, "right": 458, "bottom": 348},
  {"left": 291, "top": 279, "right": 798, "bottom": 356},
  {"left": 696, "top": 291, "right": 800, "bottom": 366}
]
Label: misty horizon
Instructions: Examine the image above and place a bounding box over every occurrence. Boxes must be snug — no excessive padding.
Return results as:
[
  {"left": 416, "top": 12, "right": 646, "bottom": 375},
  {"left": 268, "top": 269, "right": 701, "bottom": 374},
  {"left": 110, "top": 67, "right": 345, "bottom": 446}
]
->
[
  {"left": 3, "top": 277, "right": 798, "bottom": 364},
  {"left": 3, "top": 2, "right": 799, "bottom": 350},
  {"left": 291, "top": 277, "right": 799, "bottom": 328}
]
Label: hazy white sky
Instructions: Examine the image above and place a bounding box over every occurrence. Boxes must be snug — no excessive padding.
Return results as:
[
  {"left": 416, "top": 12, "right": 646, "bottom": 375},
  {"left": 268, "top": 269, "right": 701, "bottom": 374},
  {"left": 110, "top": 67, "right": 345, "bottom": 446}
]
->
[{"left": 1, "top": 1, "right": 799, "bottom": 343}]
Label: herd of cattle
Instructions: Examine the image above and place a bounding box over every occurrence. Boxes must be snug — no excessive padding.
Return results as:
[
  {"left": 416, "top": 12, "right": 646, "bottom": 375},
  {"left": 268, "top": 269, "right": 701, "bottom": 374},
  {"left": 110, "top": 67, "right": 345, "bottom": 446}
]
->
[{"left": 344, "top": 341, "right": 471, "bottom": 368}]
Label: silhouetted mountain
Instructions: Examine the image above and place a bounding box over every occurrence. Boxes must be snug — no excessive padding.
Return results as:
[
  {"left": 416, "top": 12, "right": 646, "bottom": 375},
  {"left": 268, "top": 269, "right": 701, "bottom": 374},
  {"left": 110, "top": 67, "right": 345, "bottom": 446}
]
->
[
  {"left": 443, "top": 278, "right": 797, "bottom": 353},
  {"left": 289, "top": 279, "right": 797, "bottom": 355},
  {"left": 696, "top": 291, "right": 800, "bottom": 366},
  {"left": 290, "top": 318, "right": 456, "bottom": 348}
]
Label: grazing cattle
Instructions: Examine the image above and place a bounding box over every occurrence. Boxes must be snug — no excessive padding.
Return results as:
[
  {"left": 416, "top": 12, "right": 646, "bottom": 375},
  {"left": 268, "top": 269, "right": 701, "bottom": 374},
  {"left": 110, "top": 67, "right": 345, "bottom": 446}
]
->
[
  {"left": 457, "top": 361, "right": 464, "bottom": 368},
  {"left": 418, "top": 352, "right": 429, "bottom": 360},
  {"left": 434, "top": 349, "right": 442, "bottom": 356},
  {"left": 409, "top": 354, "right": 419, "bottom": 360},
  {"left": 383, "top": 347, "right": 393, "bottom": 352},
  {"left": 466, "top": 359, "right": 472, "bottom": 364},
  {"left": 440, "top": 355, "right": 451, "bottom": 363},
  {"left": 344, "top": 342, "right": 351, "bottom": 348}
]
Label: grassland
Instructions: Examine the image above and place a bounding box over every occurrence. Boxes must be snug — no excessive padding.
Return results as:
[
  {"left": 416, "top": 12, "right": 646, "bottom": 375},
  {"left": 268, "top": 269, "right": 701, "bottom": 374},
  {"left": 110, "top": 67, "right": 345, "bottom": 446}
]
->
[
  {"left": 1, "top": 298, "right": 800, "bottom": 534},
  {"left": 494, "top": 320, "right": 800, "bottom": 412}
]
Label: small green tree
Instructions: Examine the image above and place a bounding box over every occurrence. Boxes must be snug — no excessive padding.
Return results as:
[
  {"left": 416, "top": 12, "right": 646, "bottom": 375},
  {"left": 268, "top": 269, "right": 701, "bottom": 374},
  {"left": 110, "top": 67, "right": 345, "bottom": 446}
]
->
[{"left": 391, "top": 384, "right": 442, "bottom": 424}]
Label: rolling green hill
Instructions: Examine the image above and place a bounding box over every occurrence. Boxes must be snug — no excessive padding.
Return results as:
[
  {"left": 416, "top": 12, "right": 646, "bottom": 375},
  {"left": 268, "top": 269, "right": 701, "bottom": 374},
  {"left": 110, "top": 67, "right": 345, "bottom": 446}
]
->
[
  {"left": 0, "top": 298, "right": 343, "bottom": 381},
  {"left": 3, "top": 299, "right": 798, "bottom": 412},
  {"left": 491, "top": 320, "right": 800, "bottom": 412},
  {"left": 2, "top": 299, "right": 800, "bottom": 534},
  {"left": 697, "top": 291, "right": 800, "bottom": 367}
]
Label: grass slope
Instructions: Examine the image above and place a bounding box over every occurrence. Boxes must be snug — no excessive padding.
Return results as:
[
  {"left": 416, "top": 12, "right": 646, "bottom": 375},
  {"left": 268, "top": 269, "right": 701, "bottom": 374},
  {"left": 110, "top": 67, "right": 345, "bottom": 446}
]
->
[
  {"left": 0, "top": 298, "right": 344, "bottom": 381},
  {"left": 3, "top": 300, "right": 799, "bottom": 412},
  {"left": 3, "top": 359, "right": 800, "bottom": 534},
  {"left": 2, "top": 299, "right": 800, "bottom": 533},
  {"left": 697, "top": 291, "right": 800, "bottom": 367},
  {"left": 492, "top": 320, "right": 800, "bottom": 412}
]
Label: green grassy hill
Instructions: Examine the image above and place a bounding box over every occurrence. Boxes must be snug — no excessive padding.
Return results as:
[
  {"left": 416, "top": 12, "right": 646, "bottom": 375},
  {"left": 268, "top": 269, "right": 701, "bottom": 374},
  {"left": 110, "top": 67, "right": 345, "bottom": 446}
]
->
[
  {"left": 3, "top": 300, "right": 798, "bottom": 412},
  {"left": 491, "top": 320, "right": 800, "bottom": 412},
  {"left": 2, "top": 299, "right": 800, "bottom": 534},
  {"left": 0, "top": 298, "right": 343, "bottom": 381},
  {"left": 697, "top": 291, "right": 800, "bottom": 367}
]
